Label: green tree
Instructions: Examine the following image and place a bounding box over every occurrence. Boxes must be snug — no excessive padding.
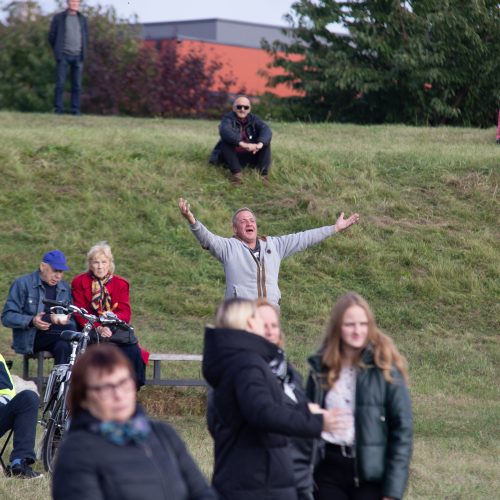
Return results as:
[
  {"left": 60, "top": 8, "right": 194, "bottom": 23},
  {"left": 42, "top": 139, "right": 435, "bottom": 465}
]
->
[
  {"left": 265, "top": 0, "right": 500, "bottom": 126},
  {"left": 0, "top": 4, "right": 54, "bottom": 111},
  {"left": 0, "top": 2, "right": 233, "bottom": 117}
]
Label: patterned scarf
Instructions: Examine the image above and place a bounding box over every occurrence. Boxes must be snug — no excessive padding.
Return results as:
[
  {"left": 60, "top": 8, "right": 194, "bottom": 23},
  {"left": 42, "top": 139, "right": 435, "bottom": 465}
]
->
[
  {"left": 269, "top": 349, "right": 289, "bottom": 383},
  {"left": 91, "top": 414, "right": 151, "bottom": 446},
  {"left": 269, "top": 349, "right": 298, "bottom": 403},
  {"left": 91, "top": 273, "right": 114, "bottom": 314}
]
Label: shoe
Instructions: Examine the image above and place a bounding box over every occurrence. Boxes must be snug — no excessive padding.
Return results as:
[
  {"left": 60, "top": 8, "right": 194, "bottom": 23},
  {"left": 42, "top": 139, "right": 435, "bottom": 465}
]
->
[
  {"left": 10, "top": 460, "right": 43, "bottom": 479},
  {"left": 497, "top": 139, "right": 500, "bottom": 144},
  {"left": 261, "top": 175, "right": 270, "bottom": 185},
  {"left": 231, "top": 172, "right": 242, "bottom": 186}
]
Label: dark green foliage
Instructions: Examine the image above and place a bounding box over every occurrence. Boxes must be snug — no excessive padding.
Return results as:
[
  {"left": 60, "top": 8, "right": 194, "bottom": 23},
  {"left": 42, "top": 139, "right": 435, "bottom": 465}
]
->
[
  {"left": 0, "top": 3, "right": 233, "bottom": 117},
  {"left": 265, "top": 0, "right": 500, "bottom": 126},
  {"left": 0, "top": 7, "right": 54, "bottom": 111}
]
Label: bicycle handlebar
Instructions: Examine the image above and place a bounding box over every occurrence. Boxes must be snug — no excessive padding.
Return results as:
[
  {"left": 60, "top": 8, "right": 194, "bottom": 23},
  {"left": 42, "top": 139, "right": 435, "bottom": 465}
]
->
[
  {"left": 42, "top": 299, "right": 133, "bottom": 330},
  {"left": 43, "top": 299, "right": 95, "bottom": 321},
  {"left": 98, "top": 311, "right": 131, "bottom": 330},
  {"left": 42, "top": 298, "right": 70, "bottom": 308}
]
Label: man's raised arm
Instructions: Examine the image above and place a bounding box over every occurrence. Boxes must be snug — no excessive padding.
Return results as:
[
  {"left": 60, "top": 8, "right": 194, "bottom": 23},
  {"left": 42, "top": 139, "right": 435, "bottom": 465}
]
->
[
  {"left": 178, "top": 198, "right": 196, "bottom": 225},
  {"left": 178, "top": 198, "right": 231, "bottom": 262},
  {"left": 273, "top": 211, "right": 360, "bottom": 259}
]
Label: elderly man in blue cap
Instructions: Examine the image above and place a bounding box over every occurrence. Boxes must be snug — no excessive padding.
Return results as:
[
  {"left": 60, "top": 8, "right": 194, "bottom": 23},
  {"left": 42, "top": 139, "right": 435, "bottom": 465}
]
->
[{"left": 1, "top": 250, "right": 76, "bottom": 364}]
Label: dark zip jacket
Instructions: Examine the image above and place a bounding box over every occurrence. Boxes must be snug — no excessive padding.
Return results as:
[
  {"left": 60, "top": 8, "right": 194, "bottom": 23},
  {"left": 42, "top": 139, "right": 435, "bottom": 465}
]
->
[
  {"left": 52, "top": 408, "right": 216, "bottom": 500},
  {"left": 209, "top": 111, "right": 272, "bottom": 164},
  {"left": 48, "top": 10, "right": 89, "bottom": 61},
  {"left": 306, "top": 347, "right": 413, "bottom": 500},
  {"left": 284, "top": 364, "right": 316, "bottom": 499},
  {"left": 203, "top": 326, "right": 323, "bottom": 500}
]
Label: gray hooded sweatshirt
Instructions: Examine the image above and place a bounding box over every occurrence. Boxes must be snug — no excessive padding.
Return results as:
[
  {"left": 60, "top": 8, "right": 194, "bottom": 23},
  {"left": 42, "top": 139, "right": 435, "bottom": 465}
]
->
[{"left": 190, "top": 220, "right": 335, "bottom": 305}]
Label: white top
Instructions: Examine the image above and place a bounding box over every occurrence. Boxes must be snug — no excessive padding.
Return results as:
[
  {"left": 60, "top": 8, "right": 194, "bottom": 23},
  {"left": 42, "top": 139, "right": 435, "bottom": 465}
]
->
[{"left": 321, "top": 364, "right": 356, "bottom": 446}]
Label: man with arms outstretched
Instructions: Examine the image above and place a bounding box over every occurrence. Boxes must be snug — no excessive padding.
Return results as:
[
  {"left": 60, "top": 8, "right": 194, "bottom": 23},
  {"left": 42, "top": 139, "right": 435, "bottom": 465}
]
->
[{"left": 178, "top": 199, "right": 359, "bottom": 305}]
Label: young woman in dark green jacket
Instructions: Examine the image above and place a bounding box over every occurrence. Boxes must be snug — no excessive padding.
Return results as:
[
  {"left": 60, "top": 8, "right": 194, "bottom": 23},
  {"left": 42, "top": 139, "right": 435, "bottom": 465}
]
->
[{"left": 307, "top": 292, "right": 413, "bottom": 500}]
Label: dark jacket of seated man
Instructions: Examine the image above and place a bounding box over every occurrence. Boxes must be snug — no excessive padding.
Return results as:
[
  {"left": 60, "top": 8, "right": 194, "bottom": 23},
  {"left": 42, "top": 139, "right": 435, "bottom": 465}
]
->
[
  {"left": 209, "top": 110, "right": 273, "bottom": 169},
  {"left": 0, "top": 353, "right": 41, "bottom": 478}
]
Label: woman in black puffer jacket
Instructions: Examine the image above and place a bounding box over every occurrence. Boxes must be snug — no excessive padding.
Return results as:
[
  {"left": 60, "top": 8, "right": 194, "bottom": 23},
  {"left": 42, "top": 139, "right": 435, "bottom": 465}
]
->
[
  {"left": 204, "top": 298, "right": 338, "bottom": 500},
  {"left": 307, "top": 292, "right": 413, "bottom": 500},
  {"left": 256, "top": 300, "right": 318, "bottom": 500},
  {"left": 52, "top": 344, "right": 215, "bottom": 500}
]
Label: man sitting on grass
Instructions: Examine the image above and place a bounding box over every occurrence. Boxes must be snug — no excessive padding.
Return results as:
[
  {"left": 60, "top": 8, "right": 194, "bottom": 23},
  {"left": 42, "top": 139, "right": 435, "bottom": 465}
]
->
[
  {"left": 209, "top": 95, "right": 272, "bottom": 186},
  {"left": 0, "top": 353, "right": 41, "bottom": 479}
]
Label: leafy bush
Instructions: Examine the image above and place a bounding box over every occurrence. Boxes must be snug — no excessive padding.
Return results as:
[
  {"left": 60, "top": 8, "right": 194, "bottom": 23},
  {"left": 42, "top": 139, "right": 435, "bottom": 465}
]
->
[{"left": 0, "top": 3, "right": 233, "bottom": 117}]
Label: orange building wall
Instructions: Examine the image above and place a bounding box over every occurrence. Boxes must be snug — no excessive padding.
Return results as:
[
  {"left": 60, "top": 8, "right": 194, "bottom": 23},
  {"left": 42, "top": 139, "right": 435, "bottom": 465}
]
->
[{"left": 146, "top": 38, "right": 301, "bottom": 97}]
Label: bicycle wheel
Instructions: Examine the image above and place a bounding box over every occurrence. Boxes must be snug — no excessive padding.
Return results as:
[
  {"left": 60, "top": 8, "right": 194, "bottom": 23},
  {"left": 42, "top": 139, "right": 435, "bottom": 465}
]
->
[{"left": 42, "top": 396, "right": 68, "bottom": 473}]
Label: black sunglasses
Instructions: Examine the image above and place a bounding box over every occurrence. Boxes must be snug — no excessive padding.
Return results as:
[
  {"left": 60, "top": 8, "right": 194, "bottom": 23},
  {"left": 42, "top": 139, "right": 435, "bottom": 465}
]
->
[{"left": 235, "top": 105, "right": 250, "bottom": 110}]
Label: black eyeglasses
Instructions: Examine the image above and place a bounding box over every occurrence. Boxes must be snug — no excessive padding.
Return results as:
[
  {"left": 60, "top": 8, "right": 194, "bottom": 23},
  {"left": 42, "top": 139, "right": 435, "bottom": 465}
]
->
[
  {"left": 87, "top": 376, "right": 135, "bottom": 399},
  {"left": 235, "top": 105, "right": 250, "bottom": 110}
]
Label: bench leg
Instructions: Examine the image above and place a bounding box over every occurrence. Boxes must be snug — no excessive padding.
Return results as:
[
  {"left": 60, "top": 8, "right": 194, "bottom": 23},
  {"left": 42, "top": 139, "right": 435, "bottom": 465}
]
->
[
  {"left": 23, "top": 355, "right": 29, "bottom": 380},
  {"left": 36, "top": 352, "right": 45, "bottom": 395},
  {"left": 153, "top": 360, "right": 161, "bottom": 385}
]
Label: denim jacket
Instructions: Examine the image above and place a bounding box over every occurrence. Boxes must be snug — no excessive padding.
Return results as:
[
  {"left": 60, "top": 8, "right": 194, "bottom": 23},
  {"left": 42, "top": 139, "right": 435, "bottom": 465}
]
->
[{"left": 1, "top": 271, "right": 75, "bottom": 354}]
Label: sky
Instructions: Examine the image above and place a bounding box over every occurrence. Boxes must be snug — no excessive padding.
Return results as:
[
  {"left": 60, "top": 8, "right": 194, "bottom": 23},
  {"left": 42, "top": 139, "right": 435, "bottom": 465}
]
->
[{"left": 31, "top": 0, "right": 297, "bottom": 25}]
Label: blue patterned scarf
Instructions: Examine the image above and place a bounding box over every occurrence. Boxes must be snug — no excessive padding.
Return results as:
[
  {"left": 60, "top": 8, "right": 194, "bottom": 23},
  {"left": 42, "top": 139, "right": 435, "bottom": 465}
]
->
[{"left": 91, "top": 414, "right": 151, "bottom": 446}]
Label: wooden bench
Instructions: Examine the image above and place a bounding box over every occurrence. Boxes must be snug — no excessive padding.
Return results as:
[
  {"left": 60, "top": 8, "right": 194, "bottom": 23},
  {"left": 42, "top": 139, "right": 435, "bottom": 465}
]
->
[
  {"left": 22, "top": 351, "right": 207, "bottom": 390},
  {"left": 147, "top": 353, "right": 206, "bottom": 387}
]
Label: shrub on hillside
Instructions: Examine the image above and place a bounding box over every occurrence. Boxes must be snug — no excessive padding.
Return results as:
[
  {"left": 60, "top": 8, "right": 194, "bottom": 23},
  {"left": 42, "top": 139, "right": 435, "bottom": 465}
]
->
[
  {"left": 265, "top": 0, "right": 500, "bottom": 127},
  {"left": 0, "top": 3, "right": 233, "bottom": 117}
]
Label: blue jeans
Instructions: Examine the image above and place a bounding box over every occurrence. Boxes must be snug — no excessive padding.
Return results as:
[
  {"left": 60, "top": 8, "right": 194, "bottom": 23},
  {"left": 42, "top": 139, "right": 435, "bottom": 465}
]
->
[
  {"left": 0, "top": 391, "right": 39, "bottom": 463},
  {"left": 54, "top": 54, "right": 83, "bottom": 114}
]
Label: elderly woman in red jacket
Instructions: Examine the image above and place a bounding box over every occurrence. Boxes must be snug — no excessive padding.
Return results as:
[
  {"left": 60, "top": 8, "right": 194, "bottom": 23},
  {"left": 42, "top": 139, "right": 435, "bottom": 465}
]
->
[{"left": 71, "top": 241, "right": 147, "bottom": 387}]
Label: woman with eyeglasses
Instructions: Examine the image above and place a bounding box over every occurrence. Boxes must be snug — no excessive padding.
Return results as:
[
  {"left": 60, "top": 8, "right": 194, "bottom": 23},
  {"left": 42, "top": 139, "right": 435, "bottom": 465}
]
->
[
  {"left": 52, "top": 344, "right": 216, "bottom": 500},
  {"left": 308, "top": 292, "right": 413, "bottom": 500}
]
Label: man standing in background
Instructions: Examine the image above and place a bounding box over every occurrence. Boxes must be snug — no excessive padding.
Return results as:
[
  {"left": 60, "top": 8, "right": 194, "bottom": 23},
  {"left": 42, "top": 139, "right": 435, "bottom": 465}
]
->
[{"left": 48, "top": 0, "right": 88, "bottom": 115}]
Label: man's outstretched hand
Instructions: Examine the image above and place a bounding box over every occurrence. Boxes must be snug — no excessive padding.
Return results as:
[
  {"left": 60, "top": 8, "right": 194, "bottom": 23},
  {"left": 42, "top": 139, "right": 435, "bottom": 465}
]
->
[
  {"left": 334, "top": 212, "right": 360, "bottom": 233},
  {"left": 178, "top": 198, "right": 196, "bottom": 225}
]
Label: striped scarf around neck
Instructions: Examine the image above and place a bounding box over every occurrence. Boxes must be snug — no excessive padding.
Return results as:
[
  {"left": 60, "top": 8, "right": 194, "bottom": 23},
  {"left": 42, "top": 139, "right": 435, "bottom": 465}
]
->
[{"left": 90, "top": 273, "right": 114, "bottom": 314}]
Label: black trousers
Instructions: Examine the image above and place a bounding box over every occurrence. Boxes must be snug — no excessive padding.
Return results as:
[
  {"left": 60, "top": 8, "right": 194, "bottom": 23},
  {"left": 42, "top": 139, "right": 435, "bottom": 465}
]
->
[
  {"left": 314, "top": 444, "right": 382, "bottom": 500},
  {"left": 113, "top": 343, "right": 146, "bottom": 388},
  {"left": 220, "top": 142, "right": 272, "bottom": 175},
  {"left": 33, "top": 331, "right": 72, "bottom": 365},
  {"left": 0, "top": 390, "right": 39, "bottom": 463}
]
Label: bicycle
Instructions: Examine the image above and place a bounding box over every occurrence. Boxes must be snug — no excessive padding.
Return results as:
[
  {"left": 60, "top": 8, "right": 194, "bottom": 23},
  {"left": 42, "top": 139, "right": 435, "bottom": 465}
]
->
[{"left": 38, "top": 298, "right": 132, "bottom": 473}]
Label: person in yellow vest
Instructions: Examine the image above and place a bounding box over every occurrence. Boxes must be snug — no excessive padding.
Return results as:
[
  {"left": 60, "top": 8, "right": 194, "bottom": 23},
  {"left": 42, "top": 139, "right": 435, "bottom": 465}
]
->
[{"left": 0, "top": 354, "right": 42, "bottom": 479}]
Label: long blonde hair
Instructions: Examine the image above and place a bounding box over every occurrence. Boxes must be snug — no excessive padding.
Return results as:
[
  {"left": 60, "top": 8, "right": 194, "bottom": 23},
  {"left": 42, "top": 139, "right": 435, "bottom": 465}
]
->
[{"left": 321, "top": 292, "right": 408, "bottom": 388}]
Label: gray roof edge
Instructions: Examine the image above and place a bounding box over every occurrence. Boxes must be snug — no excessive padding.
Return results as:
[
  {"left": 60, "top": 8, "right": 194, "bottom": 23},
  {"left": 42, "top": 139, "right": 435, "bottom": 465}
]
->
[
  {"left": 139, "top": 18, "right": 289, "bottom": 30},
  {"left": 147, "top": 34, "right": 275, "bottom": 50}
]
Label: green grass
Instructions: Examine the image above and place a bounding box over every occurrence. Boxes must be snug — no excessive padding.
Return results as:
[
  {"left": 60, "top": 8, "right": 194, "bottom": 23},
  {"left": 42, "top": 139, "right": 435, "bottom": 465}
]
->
[{"left": 0, "top": 111, "right": 498, "bottom": 498}]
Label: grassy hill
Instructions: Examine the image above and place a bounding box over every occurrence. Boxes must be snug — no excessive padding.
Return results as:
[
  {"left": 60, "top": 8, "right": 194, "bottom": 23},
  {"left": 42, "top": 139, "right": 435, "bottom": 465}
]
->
[{"left": 0, "top": 111, "right": 498, "bottom": 498}]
